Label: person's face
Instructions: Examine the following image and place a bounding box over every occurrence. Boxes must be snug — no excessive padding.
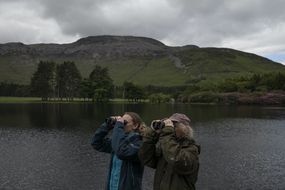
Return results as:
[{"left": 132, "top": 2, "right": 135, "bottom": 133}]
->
[{"left": 122, "top": 114, "right": 138, "bottom": 133}]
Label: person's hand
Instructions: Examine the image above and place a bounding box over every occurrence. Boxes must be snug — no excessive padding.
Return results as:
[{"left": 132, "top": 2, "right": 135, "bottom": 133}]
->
[
  {"left": 163, "top": 119, "right": 174, "bottom": 127},
  {"left": 116, "top": 116, "right": 124, "bottom": 123},
  {"left": 111, "top": 115, "right": 122, "bottom": 121}
]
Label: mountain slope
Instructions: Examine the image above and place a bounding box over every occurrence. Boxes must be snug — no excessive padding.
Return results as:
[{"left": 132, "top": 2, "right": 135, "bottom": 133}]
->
[{"left": 0, "top": 35, "right": 284, "bottom": 86}]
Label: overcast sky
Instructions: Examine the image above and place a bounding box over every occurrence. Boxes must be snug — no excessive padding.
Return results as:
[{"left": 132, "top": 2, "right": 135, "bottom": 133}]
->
[{"left": 1, "top": 0, "right": 285, "bottom": 64}]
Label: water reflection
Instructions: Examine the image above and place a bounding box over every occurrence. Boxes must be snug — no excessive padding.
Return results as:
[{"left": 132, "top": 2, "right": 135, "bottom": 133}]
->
[{"left": 0, "top": 103, "right": 284, "bottom": 130}]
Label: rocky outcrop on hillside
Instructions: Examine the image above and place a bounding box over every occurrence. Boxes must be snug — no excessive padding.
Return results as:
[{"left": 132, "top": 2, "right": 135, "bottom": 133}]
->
[{"left": 0, "top": 35, "right": 172, "bottom": 59}]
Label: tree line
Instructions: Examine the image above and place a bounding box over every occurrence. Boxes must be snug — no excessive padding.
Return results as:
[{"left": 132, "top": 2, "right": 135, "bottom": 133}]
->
[
  {"left": 29, "top": 61, "right": 113, "bottom": 101},
  {"left": 0, "top": 82, "right": 30, "bottom": 97},
  {"left": 27, "top": 61, "right": 183, "bottom": 102},
  {"left": 1, "top": 60, "right": 285, "bottom": 103},
  {"left": 178, "top": 72, "right": 285, "bottom": 104},
  {"left": 28, "top": 60, "right": 148, "bottom": 101}
]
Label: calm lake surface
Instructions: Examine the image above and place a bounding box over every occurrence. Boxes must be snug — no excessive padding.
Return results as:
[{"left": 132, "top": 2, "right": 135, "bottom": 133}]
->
[{"left": 0, "top": 103, "right": 285, "bottom": 190}]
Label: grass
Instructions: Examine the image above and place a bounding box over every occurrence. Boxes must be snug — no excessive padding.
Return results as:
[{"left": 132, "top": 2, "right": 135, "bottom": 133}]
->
[
  {"left": 128, "top": 57, "right": 188, "bottom": 86},
  {"left": 0, "top": 97, "right": 42, "bottom": 103},
  {"left": 0, "top": 57, "right": 36, "bottom": 84},
  {"left": 0, "top": 97, "right": 149, "bottom": 103}
]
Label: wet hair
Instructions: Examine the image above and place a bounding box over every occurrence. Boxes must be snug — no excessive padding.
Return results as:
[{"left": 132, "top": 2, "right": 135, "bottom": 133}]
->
[{"left": 124, "top": 112, "right": 143, "bottom": 126}]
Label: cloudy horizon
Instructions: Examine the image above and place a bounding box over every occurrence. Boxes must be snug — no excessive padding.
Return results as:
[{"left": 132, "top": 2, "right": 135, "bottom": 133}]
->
[{"left": 1, "top": 0, "right": 285, "bottom": 64}]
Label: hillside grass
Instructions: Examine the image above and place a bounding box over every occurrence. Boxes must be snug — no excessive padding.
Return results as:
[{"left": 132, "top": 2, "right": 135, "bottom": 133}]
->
[
  {"left": 175, "top": 48, "right": 285, "bottom": 84},
  {"left": 0, "top": 56, "right": 36, "bottom": 84},
  {"left": 1, "top": 47, "right": 285, "bottom": 87},
  {"left": 76, "top": 57, "right": 189, "bottom": 86}
]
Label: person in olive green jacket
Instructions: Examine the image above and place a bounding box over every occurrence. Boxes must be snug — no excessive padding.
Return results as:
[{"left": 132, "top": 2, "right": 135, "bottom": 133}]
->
[{"left": 138, "top": 113, "right": 200, "bottom": 190}]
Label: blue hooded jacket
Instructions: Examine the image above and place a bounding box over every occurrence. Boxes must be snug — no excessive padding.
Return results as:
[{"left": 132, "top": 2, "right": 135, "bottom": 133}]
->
[{"left": 91, "top": 121, "right": 144, "bottom": 190}]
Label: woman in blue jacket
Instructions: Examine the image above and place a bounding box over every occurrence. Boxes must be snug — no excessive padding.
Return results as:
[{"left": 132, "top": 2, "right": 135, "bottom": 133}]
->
[{"left": 91, "top": 112, "right": 144, "bottom": 190}]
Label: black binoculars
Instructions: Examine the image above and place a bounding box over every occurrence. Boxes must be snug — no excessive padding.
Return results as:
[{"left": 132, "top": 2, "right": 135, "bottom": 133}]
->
[
  {"left": 151, "top": 120, "right": 165, "bottom": 130},
  {"left": 105, "top": 117, "right": 128, "bottom": 128}
]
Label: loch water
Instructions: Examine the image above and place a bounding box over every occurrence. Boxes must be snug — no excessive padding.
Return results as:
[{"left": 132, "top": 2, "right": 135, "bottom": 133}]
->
[{"left": 0, "top": 103, "right": 284, "bottom": 190}]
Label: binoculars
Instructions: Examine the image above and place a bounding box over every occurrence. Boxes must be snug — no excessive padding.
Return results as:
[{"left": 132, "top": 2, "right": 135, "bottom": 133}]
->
[
  {"left": 105, "top": 117, "right": 128, "bottom": 128},
  {"left": 151, "top": 120, "right": 165, "bottom": 130}
]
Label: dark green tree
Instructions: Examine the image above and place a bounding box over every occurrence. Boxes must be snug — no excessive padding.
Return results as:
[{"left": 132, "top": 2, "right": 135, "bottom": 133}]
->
[
  {"left": 30, "top": 61, "right": 56, "bottom": 101},
  {"left": 94, "top": 88, "right": 109, "bottom": 102},
  {"left": 0, "top": 82, "right": 30, "bottom": 97},
  {"left": 218, "top": 79, "right": 238, "bottom": 92},
  {"left": 56, "top": 61, "right": 82, "bottom": 100},
  {"left": 149, "top": 93, "right": 171, "bottom": 103},
  {"left": 270, "top": 72, "right": 285, "bottom": 90},
  {"left": 79, "top": 78, "right": 92, "bottom": 101},
  {"left": 89, "top": 65, "right": 113, "bottom": 101},
  {"left": 123, "top": 82, "right": 145, "bottom": 102}
]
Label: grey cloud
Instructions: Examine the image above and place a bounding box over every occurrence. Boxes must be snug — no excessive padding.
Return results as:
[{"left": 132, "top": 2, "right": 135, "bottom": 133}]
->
[
  {"left": 1, "top": 0, "right": 285, "bottom": 59},
  {"left": 38, "top": 0, "right": 181, "bottom": 40}
]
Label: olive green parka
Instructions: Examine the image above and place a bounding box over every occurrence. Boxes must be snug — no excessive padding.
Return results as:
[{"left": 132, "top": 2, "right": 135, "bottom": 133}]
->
[{"left": 138, "top": 125, "right": 200, "bottom": 190}]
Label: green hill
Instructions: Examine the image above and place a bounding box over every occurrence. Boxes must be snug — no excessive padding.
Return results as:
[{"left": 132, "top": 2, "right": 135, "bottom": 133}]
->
[{"left": 0, "top": 35, "right": 284, "bottom": 86}]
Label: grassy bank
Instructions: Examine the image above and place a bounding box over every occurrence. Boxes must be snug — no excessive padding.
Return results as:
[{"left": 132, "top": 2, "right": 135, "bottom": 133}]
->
[
  {"left": 0, "top": 97, "right": 149, "bottom": 103},
  {"left": 0, "top": 97, "right": 42, "bottom": 103},
  {"left": 1, "top": 93, "right": 285, "bottom": 105}
]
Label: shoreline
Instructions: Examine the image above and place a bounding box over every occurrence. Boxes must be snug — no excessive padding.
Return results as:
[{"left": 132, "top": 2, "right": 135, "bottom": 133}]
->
[
  {"left": 0, "top": 97, "right": 148, "bottom": 104},
  {"left": 1, "top": 92, "right": 285, "bottom": 106}
]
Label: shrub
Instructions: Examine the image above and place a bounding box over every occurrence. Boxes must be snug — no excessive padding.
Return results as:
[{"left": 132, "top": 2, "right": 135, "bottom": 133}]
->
[
  {"left": 149, "top": 93, "right": 171, "bottom": 103},
  {"left": 189, "top": 91, "right": 222, "bottom": 103}
]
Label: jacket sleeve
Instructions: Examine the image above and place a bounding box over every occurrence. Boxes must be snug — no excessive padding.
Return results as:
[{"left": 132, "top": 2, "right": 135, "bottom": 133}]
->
[
  {"left": 111, "top": 122, "right": 142, "bottom": 161},
  {"left": 138, "top": 127, "right": 159, "bottom": 169},
  {"left": 159, "top": 126, "right": 200, "bottom": 175},
  {"left": 91, "top": 123, "right": 112, "bottom": 153}
]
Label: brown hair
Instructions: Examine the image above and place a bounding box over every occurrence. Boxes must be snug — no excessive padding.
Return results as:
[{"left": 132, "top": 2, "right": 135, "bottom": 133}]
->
[{"left": 125, "top": 112, "right": 143, "bottom": 126}]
